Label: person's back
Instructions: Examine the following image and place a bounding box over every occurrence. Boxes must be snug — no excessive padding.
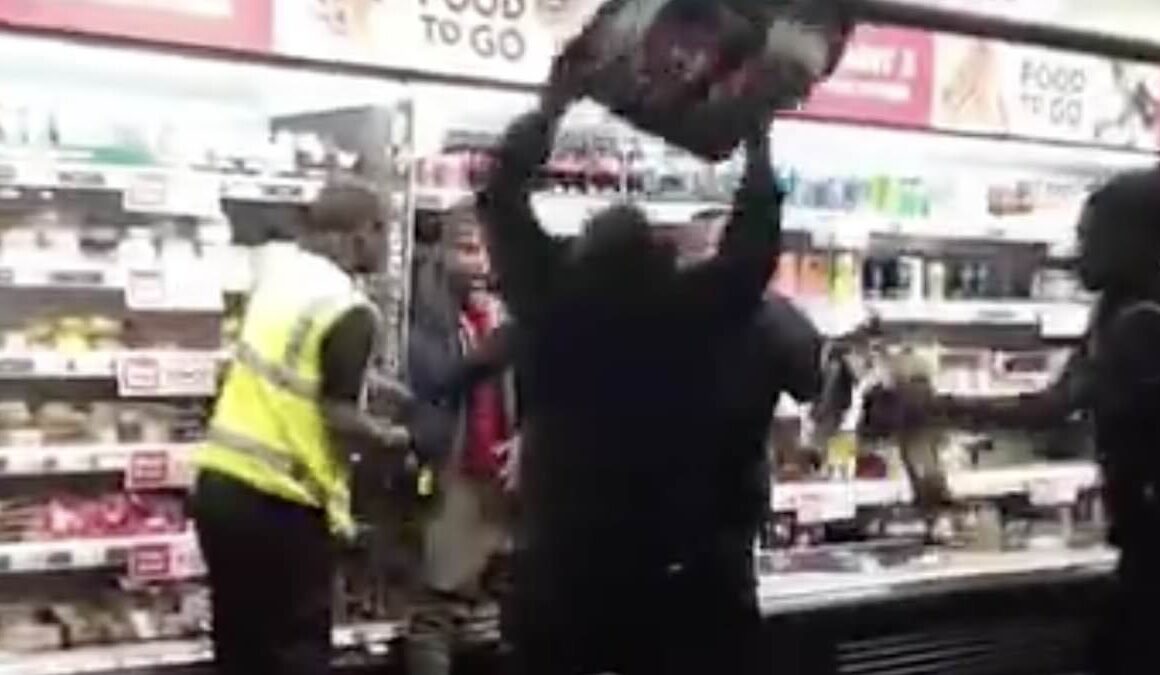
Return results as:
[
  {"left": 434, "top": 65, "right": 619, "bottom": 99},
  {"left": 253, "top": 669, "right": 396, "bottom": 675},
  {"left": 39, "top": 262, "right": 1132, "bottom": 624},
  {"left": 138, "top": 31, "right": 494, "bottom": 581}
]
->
[{"left": 478, "top": 88, "right": 783, "bottom": 673}]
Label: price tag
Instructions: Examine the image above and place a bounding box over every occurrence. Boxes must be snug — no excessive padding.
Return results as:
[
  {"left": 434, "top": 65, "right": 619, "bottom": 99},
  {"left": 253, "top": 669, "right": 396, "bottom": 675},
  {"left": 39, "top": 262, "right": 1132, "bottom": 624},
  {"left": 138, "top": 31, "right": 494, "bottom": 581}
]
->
[
  {"left": 123, "top": 171, "right": 169, "bottom": 212},
  {"left": 794, "top": 487, "right": 856, "bottom": 524},
  {"left": 126, "top": 451, "right": 171, "bottom": 490},
  {"left": 1029, "top": 478, "right": 1079, "bottom": 507},
  {"left": 57, "top": 169, "right": 105, "bottom": 189},
  {"left": 117, "top": 353, "right": 218, "bottom": 398},
  {"left": 0, "top": 357, "right": 35, "bottom": 376},
  {"left": 47, "top": 270, "right": 105, "bottom": 287},
  {"left": 128, "top": 543, "right": 173, "bottom": 582},
  {"left": 45, "top": 549, "right": 74, "bottom": 569},
  {"left": 124, "top": 269, "right": 167, "bottom": 310},
  {"left": 126, "top": 169, "right": 222, "bottom": 217},
  {"left": 259, "top": 183, "right": 305, "bottom": 202},
  {"left": 126, "top": 262, "right": 223, "bottom": 312}
]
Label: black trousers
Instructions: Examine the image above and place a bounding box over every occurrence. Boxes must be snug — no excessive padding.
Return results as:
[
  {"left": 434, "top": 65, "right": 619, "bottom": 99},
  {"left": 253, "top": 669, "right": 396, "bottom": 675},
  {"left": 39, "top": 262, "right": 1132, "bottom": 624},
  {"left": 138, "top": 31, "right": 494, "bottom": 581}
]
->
[
  {"left": 504, "top": 559, "right": 765, "bottom": 675},
  {"left": 1093, "top": 546, "right": 1160, "bottom": 675},
  {"left": 193, "top": 470, "right": 335, "bottom": 675}
]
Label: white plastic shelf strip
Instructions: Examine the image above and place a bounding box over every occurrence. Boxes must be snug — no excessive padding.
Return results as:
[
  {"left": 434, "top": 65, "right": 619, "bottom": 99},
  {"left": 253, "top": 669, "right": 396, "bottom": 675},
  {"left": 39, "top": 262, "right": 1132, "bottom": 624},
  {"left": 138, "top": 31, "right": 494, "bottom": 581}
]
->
[
  {"left": 757, "top": 546, "right": 1117, "bottom": 616},
  {"left": 0, "top": 155, "right": 324, "bottom": 212},
  {"left": 0, "top": 349, "right": 225, "bottom": 388},
  {"left": 772, "top": 461, "right": 1100, "bottom": 520},
  {"left": 0, "top": 621, "right": 401, "bottom": 675},
  {"left": 0, "top": 532, "right": 198, "bottom": 576},
  {"left": 0, "top": 442, "right": 195, "bottom": 486},
  {"left": 417, "top": 187, "right": 1090, "bottom": 250}
]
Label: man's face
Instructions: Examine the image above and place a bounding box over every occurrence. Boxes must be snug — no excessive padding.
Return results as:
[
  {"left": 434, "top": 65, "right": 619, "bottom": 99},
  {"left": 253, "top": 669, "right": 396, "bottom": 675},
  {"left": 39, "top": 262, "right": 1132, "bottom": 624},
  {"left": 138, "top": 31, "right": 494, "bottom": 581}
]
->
[
  {"left": 353, "top": 218, "right": 388, "bottom": 276},
  {"left": 446, "top": 221, "right": 491, "bottom": 290}
]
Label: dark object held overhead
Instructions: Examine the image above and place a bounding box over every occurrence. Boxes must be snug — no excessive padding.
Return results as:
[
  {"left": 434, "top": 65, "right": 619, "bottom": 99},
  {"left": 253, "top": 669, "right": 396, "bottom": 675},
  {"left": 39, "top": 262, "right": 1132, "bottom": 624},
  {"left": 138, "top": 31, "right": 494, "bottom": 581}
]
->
[{"left": 562, "top": 0, "right": 852, "bottom": 160}]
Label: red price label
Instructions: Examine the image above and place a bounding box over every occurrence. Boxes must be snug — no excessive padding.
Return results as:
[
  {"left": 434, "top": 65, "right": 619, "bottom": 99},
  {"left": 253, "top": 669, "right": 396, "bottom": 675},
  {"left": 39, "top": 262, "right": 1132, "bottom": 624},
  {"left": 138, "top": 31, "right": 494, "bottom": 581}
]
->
[
  {"left": 128, "top": 543, "right": 174, "bottom": 582},
  {"left": 126, "top": 451, "right": 170, "bottom": 490}
]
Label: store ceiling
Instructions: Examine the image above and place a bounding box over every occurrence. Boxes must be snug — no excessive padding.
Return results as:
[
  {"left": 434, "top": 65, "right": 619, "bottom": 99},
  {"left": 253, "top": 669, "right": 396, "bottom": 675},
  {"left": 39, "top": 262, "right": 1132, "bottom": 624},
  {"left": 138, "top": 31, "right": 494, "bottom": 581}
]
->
[{"left": 887, "top": 0, "right": 1160, "bottom": 45}]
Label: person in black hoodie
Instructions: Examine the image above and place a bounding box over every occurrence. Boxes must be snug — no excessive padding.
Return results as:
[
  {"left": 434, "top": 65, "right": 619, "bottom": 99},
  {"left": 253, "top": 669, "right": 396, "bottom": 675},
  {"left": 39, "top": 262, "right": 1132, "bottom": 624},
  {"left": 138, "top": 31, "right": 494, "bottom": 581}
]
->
[
  {"left": 860, "top": 167, "right": 1160, "bottom": 675},
  {"left": 477, "top": 77, "right": 783, "bottom": 673}
]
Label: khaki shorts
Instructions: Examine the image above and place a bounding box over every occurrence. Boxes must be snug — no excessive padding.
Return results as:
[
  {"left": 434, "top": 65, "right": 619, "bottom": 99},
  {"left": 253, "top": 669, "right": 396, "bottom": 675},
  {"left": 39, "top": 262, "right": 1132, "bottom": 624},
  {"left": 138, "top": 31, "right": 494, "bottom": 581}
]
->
[{"left": 422, "top": 471, "right": 509, "bottom": 594}]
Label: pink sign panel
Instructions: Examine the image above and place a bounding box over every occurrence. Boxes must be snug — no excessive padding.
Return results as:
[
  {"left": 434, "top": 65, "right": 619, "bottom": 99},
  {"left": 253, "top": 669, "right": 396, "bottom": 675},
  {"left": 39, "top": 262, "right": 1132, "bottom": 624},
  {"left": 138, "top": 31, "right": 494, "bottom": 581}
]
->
[
  {"left": 0, "top": 0, "right": 272, "bottom": 54},
  {"left": 799, "top": 26, "right": 935, "bottom": 128}
]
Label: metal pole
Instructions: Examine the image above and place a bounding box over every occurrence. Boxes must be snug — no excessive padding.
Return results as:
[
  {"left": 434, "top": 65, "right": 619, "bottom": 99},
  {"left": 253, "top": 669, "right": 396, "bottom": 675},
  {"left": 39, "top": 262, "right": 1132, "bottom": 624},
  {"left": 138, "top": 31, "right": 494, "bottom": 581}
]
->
[{"left": 846, "top": 0, "right": 1160, "bottom": 63}]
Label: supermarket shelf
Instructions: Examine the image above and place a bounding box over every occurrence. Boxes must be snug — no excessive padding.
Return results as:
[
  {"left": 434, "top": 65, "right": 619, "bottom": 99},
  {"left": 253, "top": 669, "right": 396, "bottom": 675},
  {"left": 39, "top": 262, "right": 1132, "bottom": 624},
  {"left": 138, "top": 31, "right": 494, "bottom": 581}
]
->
[
  {"left": 0, "top": 531, "right": 199, "bottom": 577},
  {"left": 791, "top": 299, "right": 1090, "bottom": 338},
  {"left": 0, "top": 621, "right": 400, "bottom": 675},
  {"left": 0, "top": 153, "right": 323, "bottom": 213},
  {"left": 219, "top": 175, "right": 322, "bottom": 204},
  {"left": 0, "top": 261, "right": 122, "bottom": 292},
  {"left": 0, "top": 254, "right": 230, "bottom": 312},
  {"left": 419, "top": 187, "right": 1082, "bottom": 249},
  {"left": 0, "top": 349, "right": 224, "bottom": 399},
  {"left": 772, "top": 462, "right": 1100, "bottom": 521},
  {"left": 417, "top": 187, "right": 723, "bottom": 234},
  {"left": 0, "top": 442, "right": 195, "bottom": 486}
]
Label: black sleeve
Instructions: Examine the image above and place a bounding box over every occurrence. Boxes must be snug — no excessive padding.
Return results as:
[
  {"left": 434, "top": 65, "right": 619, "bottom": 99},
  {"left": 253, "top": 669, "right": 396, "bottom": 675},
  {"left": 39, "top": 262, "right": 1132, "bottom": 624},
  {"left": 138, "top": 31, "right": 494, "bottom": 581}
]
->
[
  {"left": 320, "top": 307, "right": 377, "bottom": 403},
  {"left": 676, "top": 134, "right": 783, "bottom": 323},
  {"left": 758, "top": 296, "right": 824, "bottom": 402},
  {"left": 1096, "top": 302, "right": 1160, "bottom": 416},
  {"left": 476, "top": 110, "right": 562, "bottom": 322}
]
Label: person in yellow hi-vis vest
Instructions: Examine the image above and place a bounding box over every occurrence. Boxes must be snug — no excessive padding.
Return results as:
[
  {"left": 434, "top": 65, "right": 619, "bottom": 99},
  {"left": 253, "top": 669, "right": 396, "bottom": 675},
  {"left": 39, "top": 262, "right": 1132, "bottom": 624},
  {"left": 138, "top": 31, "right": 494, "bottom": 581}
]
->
[{"left": 192, "top": 178, "right": 410, "bottom": 675}]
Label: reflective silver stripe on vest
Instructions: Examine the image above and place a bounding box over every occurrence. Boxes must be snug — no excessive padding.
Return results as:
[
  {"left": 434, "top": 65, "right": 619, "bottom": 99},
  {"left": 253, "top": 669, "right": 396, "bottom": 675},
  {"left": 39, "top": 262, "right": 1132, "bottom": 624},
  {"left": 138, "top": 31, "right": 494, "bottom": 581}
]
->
[
  {"left": 234, "top": 341, "right": 318, "bottom": 399},
  {"left": 208, "top": 426, "right": 329, "bottom": 506}
]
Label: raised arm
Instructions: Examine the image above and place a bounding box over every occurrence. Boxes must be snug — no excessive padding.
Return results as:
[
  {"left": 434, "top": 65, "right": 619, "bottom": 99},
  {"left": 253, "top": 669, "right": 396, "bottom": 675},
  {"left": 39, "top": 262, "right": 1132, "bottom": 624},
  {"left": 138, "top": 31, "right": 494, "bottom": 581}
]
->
[
  {"left": 476, "top": 109, "right": 564, "bottom": 321},
  {"left": 679, "top": 127, "right": 783, "bottom": 322}
]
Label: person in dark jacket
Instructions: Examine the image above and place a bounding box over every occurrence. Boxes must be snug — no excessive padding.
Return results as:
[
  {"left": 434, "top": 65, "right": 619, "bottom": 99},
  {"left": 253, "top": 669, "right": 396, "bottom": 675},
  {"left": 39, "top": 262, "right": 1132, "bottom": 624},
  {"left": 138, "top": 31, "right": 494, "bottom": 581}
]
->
[
  {"left": 405, "top": 206, "right": 519, "bottom": 675},
  {"left": 477, "top": 76, "right": 783, "bottom": 673},
  {"left": 860, "top": 167, "right": 1160, "bottom": 675}
]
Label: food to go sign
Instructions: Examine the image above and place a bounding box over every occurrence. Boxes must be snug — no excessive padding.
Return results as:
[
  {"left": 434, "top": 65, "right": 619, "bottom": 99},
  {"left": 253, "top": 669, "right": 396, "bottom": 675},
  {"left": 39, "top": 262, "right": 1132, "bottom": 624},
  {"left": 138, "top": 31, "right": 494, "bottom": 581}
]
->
[
  {"left": 933, "top": 34, "right": 1160, "bottom": 149},
  {"left": 274, "top": 0, "right": 598, "bottom": 84},
  {"left": 419, "top": 0, "right": 531, "bottom": 63}
]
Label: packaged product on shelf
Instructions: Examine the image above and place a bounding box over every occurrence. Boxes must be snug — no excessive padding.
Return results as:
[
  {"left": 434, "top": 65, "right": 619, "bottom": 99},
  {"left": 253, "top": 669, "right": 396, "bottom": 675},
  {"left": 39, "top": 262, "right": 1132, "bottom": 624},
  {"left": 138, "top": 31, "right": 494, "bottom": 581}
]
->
[
  {"left": 797, "top": 253, "right": 829, "bottom": 298},
  {"left": 0, "top": 610, "right": 63, "bottom": 653},
  {"left": 562, "top": 0, "right": 850, "bottom": 159},
  {"left": 772, "top": 251, "right": 798, "bottom": 297}
]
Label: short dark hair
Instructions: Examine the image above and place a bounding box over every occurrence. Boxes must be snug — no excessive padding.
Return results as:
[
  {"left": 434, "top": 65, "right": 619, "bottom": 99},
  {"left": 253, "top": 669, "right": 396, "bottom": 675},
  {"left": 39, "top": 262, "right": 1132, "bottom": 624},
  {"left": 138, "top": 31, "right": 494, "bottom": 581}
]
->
[
  {"left": 306, "top": 176, "right": 381, "bottom": 233},
  {"left": 441, "top": 197, "right": 482, "bottom": 247},
  {"left": 1087, "top": 166, "right": 1160, "bottom": 242}
]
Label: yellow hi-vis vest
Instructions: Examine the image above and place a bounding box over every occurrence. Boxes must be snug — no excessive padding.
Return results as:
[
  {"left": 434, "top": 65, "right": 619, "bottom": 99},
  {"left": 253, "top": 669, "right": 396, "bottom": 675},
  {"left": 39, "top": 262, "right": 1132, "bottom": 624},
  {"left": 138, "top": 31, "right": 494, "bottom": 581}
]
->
[{"left": 196, "top": 244, "right": 378, "bottom": 539}]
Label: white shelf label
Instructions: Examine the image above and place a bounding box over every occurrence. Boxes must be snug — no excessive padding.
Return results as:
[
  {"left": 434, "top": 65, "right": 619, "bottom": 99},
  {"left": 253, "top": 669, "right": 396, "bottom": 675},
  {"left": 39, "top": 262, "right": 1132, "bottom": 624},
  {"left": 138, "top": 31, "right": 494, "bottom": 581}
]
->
[
  {"left": 116, "top": 353, "right": 218, "bottom": 398},
  {"left": 125, "top": 265, "right": 223, "bottom": 312},
  {"left": 793, "top": 487, "right": 856, "bottom": 524},
  {"left": 124, "top": 170, "right": 222, "bottom": 217},
  {"left": 1029, "top": 477, "right": 1080, "bottom": 507}
]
